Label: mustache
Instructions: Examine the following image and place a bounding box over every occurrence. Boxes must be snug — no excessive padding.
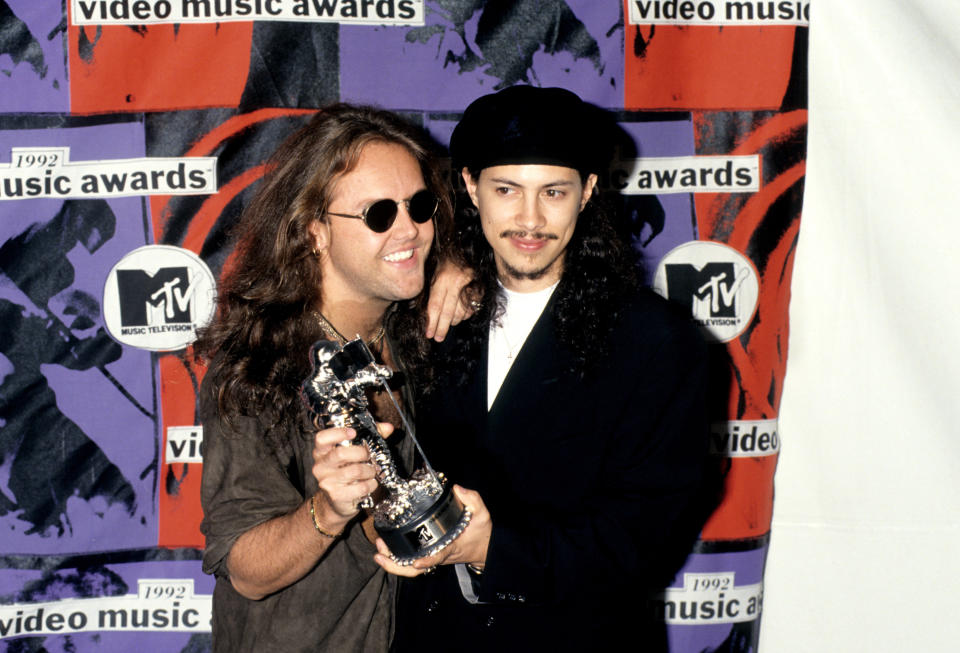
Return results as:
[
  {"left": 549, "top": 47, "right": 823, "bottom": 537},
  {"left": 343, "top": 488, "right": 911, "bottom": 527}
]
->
[{"left": 499, "top": 230, "right": 558, "bottom": 241}]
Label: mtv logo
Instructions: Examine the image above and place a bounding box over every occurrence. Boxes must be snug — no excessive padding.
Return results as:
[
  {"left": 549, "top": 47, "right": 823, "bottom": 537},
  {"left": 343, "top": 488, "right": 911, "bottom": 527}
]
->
[
  {"left": 116, "top": 267, "right": 197, "bottom": 327},
  {"left": 664, "top": 262, "right": 750, "bottom": 319},
  {"left": 416, "top": 524, "right": 435, "bottom": 545}
]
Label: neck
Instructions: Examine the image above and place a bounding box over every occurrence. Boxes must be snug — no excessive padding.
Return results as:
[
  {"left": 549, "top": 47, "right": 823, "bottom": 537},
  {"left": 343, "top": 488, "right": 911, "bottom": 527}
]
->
[
  {"left": 317, "top": 299, "right": 389, "bottom": 342},
  {"left": 500, "top": 278, "right": 559, "bottom": 297}
]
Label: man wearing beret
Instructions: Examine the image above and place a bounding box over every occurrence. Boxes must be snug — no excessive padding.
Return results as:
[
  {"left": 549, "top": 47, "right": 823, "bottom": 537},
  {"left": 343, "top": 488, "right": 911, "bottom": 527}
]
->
[{"left": 377, "top": 86, "right": 709, "bottom": 651}]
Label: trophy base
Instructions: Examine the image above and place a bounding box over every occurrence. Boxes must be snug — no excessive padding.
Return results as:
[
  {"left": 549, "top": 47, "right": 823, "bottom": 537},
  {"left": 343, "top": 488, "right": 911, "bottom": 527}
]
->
[{"left": 375, "top": 483, "right": 471, "bottom": 565}]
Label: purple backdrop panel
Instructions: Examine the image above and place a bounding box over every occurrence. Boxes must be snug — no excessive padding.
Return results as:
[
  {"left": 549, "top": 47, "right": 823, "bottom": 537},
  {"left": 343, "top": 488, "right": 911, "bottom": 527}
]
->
[
  {"left": 0, "top": 559, "right": 212, "bottom": 651},
  {"left": 0, "top": 123, "right": 159, "bottom": 554},
  {"left": 0, "top": 0, "right": 69, "bottom": 113},
  {"left": 340, "top": 0, "right": 623, "bottom": 110},
  {"left": 618, "top": 118, "right": 699, "bottom": 284},
  {"left": 657, "top": 546, "right": 768, "bottom": 653},
  {"left": 421, "top": 115, "right": 456, "bottom": 172}
]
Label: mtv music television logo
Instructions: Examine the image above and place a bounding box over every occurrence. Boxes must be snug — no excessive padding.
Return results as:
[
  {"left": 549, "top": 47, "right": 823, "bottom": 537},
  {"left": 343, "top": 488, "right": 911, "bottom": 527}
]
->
[
  {"left": 653, "top": 241, "right": 759, "bottom": 343},
  {"left": 103, "top": 245, "right": 216, "bottom": 351}
]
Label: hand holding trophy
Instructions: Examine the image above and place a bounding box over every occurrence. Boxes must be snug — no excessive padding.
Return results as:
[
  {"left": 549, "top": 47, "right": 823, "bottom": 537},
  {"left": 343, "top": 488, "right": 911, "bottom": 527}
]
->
[{"left": 301, "top": 338, "right": 471, "bottom": 564}]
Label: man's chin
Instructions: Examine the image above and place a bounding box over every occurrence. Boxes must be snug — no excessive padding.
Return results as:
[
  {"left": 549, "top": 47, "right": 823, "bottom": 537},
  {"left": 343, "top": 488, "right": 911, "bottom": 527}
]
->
[
  {"left": 502, "top": 262, "right": 552, "bottom": 282},
  {"left": 387, "top": 277, "right": 427, "bottom": 302}
]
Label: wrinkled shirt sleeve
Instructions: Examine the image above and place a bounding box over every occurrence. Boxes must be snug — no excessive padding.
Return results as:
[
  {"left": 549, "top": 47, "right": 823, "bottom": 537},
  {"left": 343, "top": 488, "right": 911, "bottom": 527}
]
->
[{"left": 200, "top": 395, "right": 307, "bottom": 579}]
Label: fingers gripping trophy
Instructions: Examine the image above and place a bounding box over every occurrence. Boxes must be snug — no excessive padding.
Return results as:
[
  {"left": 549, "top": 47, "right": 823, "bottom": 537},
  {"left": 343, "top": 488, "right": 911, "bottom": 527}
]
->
[{"left": 301, "top": 338, "right": 471, "bottom": 564}]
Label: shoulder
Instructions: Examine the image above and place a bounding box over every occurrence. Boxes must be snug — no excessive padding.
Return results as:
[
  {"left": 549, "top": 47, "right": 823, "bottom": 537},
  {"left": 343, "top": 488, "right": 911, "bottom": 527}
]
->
[
  {"left": 426, "top": 312, "right": 483, "bottom": 363},
  {"left": 200, "top": 354, "right": 306, "bottom": 461},
  {"left": 416, "top": 316, "right": 483, "bottom": 397},
  {"left": 620, "top": 286, "right": 701, "bottom": 336},
  {"left": 612, "top": 287, "right": 707, "bottom": 360}
]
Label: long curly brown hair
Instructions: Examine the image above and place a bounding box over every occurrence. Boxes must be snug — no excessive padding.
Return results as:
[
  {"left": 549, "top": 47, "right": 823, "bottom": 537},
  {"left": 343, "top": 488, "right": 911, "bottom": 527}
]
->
[{"left": 195, "top": 104, "right": 455, "bottom": 443}]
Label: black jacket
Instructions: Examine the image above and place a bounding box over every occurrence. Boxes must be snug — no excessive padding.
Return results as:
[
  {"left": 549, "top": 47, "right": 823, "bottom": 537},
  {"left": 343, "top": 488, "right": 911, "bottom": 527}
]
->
[{"left": 394, "top": 288, "right": 709, "bottom": 652}]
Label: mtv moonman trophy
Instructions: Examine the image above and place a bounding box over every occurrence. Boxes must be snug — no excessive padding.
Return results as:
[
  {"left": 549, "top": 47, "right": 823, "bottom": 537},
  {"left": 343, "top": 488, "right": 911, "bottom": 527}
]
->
[{"left": 301, "top": 338, "right": 471, "bottom": 564}]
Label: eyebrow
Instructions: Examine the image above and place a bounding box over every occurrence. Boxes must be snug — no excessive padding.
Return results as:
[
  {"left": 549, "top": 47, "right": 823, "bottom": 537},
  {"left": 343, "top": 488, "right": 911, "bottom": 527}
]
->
[{"left": 487, "top": 177, "right": 577, "bottom": 188}]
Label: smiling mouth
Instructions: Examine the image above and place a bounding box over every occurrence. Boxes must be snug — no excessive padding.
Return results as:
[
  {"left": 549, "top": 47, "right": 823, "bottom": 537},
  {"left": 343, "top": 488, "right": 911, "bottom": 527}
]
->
[{"left": 383, "top": 249, "right": 415, "bottom": 262}]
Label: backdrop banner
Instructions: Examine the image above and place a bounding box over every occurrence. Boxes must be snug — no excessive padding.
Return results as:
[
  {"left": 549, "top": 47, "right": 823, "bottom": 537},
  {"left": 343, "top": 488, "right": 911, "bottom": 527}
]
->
[{"left": 0, "top": 1, "right": 807, "bottom": 650}]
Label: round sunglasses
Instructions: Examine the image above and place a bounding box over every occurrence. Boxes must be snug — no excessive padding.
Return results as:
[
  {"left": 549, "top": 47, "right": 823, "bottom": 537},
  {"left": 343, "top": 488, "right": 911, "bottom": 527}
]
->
[{"left": 326, "top": 189, "right": 438, "bottom": 233}]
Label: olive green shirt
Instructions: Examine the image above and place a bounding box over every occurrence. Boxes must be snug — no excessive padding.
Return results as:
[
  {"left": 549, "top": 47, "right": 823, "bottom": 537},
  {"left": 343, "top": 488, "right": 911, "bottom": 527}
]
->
[{"left": 200, "top": 375, "right": 412, "bottom": 652}]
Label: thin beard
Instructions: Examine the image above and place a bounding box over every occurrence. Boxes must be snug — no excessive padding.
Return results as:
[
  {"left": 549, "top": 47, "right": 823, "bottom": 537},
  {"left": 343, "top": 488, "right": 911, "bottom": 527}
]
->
[
  {"left": 496, "top": 232, "right": 563, "bottom": 282},
  {"left": 501, "top": 260, "right": 553, "bottom": 282}
]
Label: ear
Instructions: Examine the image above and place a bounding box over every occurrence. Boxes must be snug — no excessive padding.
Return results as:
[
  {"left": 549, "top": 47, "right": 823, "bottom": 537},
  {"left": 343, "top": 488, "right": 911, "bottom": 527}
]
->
[
  {"left": 579, "top": 173, "right": 598, "bottom": 212},
  {"left": 461, "top": 167, "right": 480, "bottom": 208},
  {"left": 307, "top": 219, "right": 329, "bottom": 253}
]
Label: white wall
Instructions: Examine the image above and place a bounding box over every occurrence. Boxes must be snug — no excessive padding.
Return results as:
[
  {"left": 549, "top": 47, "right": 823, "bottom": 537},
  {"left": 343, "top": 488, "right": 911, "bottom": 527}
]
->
[{"left": 760, "top": 1, "right": 960, "bottom": 650}]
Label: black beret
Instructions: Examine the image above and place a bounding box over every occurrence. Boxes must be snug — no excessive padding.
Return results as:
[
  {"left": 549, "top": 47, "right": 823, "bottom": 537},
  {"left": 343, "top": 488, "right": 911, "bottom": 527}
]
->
[{"left": 450, "top": 86, "right": 609, "bottom": 175}]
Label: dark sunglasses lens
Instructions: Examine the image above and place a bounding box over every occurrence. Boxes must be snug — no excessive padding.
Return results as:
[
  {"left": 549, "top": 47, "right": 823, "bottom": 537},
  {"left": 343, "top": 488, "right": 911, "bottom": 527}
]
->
[
  {"left": 363, "top": 200, "right": 399, "bottom": 233},
  {"left": 408, "top": 191, "right": 438, "bottom": 223}
]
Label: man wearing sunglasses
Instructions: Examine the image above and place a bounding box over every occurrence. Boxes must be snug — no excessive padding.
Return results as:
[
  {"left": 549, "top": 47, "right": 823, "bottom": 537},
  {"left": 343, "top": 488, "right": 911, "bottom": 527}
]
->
[
  {"left": 379, "top": 86, "right": 710, "bottom": 651},
  {"left": 197, "top": 104, "right": 468, "bottom": 652}
]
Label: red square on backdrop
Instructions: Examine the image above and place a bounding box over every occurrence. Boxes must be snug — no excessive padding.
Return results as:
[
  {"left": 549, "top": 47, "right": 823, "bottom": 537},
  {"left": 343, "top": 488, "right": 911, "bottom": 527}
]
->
[
  {"left": 68, "top": 21, "right": 253, "bottom": 114},
  {"left": 625, "top": 24, "right": 796, "bottom": 110}
]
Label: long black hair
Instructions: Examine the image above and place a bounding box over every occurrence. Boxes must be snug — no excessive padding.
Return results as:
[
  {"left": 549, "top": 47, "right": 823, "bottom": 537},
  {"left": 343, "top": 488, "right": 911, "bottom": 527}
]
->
[{"left": 436, "top": 179, "right": 640, "bottom": 388}]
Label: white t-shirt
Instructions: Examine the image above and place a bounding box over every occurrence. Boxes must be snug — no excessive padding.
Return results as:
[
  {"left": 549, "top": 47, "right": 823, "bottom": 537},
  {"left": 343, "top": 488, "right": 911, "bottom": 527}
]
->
[{"left": 486, "top": 281, "right": 558, "bottom": 410}]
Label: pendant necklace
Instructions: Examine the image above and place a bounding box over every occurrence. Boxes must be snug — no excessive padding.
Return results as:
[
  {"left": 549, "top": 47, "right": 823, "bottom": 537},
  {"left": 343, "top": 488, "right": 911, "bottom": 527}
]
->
[
  {"left": 313, "top": 310, "right": 386, "bottom": 350},
  {"left": 497, "top": 325, "right": 522, "bottom": 360}
]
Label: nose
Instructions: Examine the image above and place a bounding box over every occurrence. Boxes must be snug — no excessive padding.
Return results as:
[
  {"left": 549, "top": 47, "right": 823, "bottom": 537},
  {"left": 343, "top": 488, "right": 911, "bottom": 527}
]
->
[
  {"left": 515, "top": 194, "right": 545, "bottom": 232},
  {"left": 389, "top": 201, "right": 421, "bottom": 240}
]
